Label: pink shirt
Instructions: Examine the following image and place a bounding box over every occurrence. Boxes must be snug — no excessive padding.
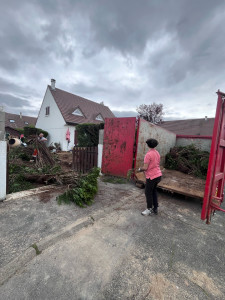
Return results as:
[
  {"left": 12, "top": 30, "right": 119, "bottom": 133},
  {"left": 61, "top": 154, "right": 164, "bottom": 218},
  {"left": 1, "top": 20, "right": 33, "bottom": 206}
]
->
[{"left": 144, "top": 149, "right": 162, "bottom": 180}]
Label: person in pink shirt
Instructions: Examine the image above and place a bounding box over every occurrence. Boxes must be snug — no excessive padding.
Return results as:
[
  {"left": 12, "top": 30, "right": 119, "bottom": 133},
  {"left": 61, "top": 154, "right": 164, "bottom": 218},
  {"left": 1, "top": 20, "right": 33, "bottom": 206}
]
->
[{"left": 138, "top": 138, "right": 162, "bottom": 216}]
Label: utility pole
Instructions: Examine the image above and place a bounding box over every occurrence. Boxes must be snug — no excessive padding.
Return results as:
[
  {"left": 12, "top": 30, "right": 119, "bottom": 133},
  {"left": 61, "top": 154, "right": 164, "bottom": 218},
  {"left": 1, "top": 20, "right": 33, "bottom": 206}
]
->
[{"left": 0, "top": 106, "right": 7, "bottom": 200}]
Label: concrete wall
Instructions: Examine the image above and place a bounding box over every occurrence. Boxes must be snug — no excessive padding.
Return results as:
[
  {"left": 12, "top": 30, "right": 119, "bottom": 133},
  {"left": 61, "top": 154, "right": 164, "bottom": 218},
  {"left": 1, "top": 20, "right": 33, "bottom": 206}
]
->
[
  {"left": 135, "top": 119, "right": 176, "bottom": 168},
  {"left": 0, "top": 141, "right": 7, "bottom": 200},
  {"left": 36, "top": 87, "right": 75, "bottom": 151},
  {"left": 176, "top": 137, "right": 211, "bottom": 152}
]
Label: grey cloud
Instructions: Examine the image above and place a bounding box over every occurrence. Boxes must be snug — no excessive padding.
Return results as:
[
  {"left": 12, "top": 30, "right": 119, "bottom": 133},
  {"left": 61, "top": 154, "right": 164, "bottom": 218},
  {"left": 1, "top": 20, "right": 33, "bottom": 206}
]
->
[
  {"left": 0, "top": 77, "right": 42, "bottom": 99},
  {"left": 0, "top": 93, "right": 30, "bottom": 108},
  {"left": 69, "top": 82, "right": 108, "bottom": 96},
  {"left": 0, "top": 0, "right": 225, "bottom": 120},
  {"left": 112, "top": 110, "right": 137, "bottom": 118}
]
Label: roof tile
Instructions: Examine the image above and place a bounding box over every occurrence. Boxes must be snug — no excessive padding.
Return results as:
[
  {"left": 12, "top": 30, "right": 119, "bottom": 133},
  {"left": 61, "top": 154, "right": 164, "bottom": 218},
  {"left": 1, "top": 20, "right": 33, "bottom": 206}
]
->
[
  {"left": 49, "top": 86, "right": 115, "bottom": 124},
  {"left": 5, "top": 112, "right": 37, "bottom": 129},
  {"left": 158, "top": 118, "right": 215, "bottom": 136}
]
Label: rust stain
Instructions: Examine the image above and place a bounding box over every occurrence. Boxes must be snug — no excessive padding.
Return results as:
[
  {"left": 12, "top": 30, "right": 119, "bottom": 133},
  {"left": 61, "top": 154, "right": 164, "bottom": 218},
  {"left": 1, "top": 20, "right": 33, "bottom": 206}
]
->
[{"left": 120, "top": 141, "right": 126, "bottom": 152}]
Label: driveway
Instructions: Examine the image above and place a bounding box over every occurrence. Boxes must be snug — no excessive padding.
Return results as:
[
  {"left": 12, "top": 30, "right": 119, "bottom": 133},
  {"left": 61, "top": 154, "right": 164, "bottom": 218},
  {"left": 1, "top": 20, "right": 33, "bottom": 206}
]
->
[{"left": 0, "top": 180, "right": 225, "bottom": 299}]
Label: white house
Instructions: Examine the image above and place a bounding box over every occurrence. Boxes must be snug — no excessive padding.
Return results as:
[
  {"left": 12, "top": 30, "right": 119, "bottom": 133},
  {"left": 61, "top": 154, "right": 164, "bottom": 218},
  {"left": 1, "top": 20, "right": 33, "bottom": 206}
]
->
[{"left": 36, "top": 79, "right": 115, "bottom": 151}]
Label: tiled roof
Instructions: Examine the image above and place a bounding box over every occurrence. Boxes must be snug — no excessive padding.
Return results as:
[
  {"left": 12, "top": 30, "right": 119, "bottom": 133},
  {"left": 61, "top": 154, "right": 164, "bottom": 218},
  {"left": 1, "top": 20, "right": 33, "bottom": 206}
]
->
[
  {"left": 5, "top": 126, "right": 21, "bottom": 137},
  {"left": 158, "top": 118, "right": 215, "bottom": 136},
  {"left": 5, "top": 112, "right": 37, "bottom": 129},
  {"left": 49, "top": 86, "right": 115, "bottom": 124}
]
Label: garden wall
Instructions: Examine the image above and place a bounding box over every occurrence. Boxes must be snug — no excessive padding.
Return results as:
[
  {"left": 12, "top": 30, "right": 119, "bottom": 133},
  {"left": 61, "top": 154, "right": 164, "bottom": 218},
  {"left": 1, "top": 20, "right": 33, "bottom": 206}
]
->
[{"left": 175, "top": 135, "right": 212, "bottom": 152}]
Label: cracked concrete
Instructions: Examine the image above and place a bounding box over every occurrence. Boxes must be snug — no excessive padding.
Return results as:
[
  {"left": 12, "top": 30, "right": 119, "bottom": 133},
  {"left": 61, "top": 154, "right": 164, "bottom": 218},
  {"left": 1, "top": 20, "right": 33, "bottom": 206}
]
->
[{"left": 0, "top": 180, "right": 225, "bottom": 299}]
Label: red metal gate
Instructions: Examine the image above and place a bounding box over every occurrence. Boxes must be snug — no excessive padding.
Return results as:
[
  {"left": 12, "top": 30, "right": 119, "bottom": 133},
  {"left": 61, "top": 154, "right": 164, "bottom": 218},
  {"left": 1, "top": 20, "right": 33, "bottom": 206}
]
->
[
  {"left": 101, "top": 117, "right": 136, "bottom": 177},
  {"left": 201, "top": 90, "right": 225, "bottom": 223}
]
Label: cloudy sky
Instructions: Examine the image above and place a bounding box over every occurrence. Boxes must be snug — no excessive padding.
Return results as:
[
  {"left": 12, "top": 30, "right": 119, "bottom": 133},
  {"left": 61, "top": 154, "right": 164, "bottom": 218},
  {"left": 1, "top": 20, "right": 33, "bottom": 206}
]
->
[{"left": 0, "top": 0, "right": 225, "bottom": 120}]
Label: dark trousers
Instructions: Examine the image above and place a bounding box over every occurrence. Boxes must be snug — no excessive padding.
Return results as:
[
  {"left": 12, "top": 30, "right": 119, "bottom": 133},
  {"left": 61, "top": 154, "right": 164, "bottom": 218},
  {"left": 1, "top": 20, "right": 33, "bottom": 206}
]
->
[{"left": 145, "top": 176, "right": 161, "bottom": 209}]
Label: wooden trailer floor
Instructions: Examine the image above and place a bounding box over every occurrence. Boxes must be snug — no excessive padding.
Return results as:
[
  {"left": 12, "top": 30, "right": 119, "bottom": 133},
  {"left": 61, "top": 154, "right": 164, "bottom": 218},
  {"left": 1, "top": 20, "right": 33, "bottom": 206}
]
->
[{"left": 135, "top": 169, "right": 205, "bottom": 199}]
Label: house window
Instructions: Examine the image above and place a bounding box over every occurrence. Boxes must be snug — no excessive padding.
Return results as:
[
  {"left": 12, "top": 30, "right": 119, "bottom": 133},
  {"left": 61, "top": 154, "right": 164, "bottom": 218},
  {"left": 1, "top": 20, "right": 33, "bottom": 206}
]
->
[
  {"left": 45, "top": 106, "right": 50, "bottom": 116},
  {"left": 25, "top": 122, "right": 29, "bottom": 125},
  {"left": 72, "top": 108, "right": 84, "bottom": 117},
  {"left": 95, "top": 114, "right": 104, "bottom": 121},
  {"left": 9, "top": 119, "right": 15, "bottom": 123}
]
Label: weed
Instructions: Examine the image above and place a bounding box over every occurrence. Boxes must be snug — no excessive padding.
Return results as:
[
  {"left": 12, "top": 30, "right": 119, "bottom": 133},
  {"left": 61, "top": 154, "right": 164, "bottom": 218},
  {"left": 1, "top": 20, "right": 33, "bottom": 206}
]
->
[
  {"left": 31, "top": 243, "right": 42, "bottom": 255},
  {"left": 102, "top": 176, "right": 127, "bottom": 184}
]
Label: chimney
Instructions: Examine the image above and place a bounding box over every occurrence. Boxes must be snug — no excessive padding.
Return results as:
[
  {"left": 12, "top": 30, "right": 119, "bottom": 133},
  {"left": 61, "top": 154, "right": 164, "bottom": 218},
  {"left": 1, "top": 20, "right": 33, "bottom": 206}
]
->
[
  {"left": 205, "top": 116, "right": 207, "bottom": 121},
  {"left": 51, "top": 79, "right": 56, "bottom": 90},
  {"left": 20, "top": 112, "right": 22, "bottom": 119}
]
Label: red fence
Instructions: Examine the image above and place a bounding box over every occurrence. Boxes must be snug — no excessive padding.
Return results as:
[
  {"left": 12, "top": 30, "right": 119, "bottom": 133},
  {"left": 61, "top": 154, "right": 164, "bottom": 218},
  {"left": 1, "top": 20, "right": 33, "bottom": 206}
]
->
[{"left": 72, "top": 146, "right": 98, "bottom": 173}]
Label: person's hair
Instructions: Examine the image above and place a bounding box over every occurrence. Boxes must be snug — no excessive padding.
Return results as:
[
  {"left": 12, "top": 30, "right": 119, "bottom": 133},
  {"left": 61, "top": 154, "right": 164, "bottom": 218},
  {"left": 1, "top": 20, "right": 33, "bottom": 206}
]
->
[{"left": 146, "top": 138, "right": 158, "bottom": 148}]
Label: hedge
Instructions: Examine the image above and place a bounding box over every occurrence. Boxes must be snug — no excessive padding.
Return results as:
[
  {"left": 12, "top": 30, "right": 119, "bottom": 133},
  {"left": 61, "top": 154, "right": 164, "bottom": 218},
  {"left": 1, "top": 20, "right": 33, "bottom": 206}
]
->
[{"left": 76, "top": 123, "right": 104, "bottom": 147}]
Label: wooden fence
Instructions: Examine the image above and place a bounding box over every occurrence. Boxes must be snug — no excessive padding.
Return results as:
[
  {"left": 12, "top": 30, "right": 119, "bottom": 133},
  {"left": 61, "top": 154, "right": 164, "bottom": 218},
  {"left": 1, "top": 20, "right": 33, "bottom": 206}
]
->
[{"left": 72, "top": 146, "right": 98, "bottom": 173}]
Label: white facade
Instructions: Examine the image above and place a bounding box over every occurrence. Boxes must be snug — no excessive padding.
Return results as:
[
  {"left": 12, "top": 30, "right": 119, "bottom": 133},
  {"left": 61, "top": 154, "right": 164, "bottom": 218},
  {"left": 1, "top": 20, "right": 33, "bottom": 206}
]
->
[{"left": 36, "top": 87, "right": 75, "bottom": 151}]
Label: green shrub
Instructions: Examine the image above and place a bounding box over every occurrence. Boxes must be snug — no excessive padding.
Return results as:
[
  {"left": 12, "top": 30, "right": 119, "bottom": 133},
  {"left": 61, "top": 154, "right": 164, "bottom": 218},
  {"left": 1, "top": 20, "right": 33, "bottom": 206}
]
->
[
  {"left": 9, "top": 174, "right": 33, "bottom": 193},
  {"left": 9, "top": 164, "right": 23, "bottom": 175},
  {"left": 76, "top": 123, "right": 104, "bottom": 147},
  {"left": 18, "top": 152, "right": 30, "bottom": 161},
  {"left": 57, "top": 168, "right": 100, "bottom": 207},
  {"left": 24, "top": 126, "right": 48, "bottom": 138}
]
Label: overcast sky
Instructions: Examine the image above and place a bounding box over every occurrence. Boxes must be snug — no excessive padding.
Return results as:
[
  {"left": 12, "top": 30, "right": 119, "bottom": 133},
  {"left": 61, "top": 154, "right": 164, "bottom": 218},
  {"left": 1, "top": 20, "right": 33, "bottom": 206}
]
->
[{"left": 0, "top": 0, "right": 225, "bottom": 120}]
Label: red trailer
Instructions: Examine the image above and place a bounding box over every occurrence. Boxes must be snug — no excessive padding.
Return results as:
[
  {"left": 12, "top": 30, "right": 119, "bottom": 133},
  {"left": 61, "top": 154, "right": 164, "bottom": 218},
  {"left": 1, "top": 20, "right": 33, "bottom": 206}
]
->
[{"left": 201, "top": 90, "right": 225, "bottom": 224}]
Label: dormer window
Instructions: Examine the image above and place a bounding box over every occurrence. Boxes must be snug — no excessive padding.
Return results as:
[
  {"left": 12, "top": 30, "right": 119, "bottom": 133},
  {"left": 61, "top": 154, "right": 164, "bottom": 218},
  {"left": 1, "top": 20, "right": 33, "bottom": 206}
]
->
[
  {"left": 9, "top": 119, "right": 15, "bottom": 123},
  {"left": 45, "top": 106, "right": 50, "bottom": 116},
  {"left": 72, "top": 108, "right": 84, "bottom": 117},
  {"left": 95, "top": 114, "right": 104, "bottom": 121}
]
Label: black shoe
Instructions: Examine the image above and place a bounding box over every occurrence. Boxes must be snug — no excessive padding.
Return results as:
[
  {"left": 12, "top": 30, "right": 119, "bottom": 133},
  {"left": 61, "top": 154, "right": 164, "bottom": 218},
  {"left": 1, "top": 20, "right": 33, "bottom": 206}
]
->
[{"left": 153, "top": 208, "right": 158, "bottom": 215}]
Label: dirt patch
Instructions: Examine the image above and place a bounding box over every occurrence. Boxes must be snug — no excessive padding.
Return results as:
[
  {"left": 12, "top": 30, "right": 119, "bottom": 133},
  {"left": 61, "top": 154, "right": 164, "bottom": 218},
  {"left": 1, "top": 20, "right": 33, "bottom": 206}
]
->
[
  {"left": 57, "top": 152, "right": 73, "bottom": 172},
  {"left": 38, "top": 191, "right": 53, "bottom": 203},
  {"left": 148, "top": 273, "right": 178, "bottom": 299},
  {"left": 192, "top": 270, "right": 222, "bottom": 297},
  {"left": 38, "top": 187, "right": 66, "bottom": 203}
]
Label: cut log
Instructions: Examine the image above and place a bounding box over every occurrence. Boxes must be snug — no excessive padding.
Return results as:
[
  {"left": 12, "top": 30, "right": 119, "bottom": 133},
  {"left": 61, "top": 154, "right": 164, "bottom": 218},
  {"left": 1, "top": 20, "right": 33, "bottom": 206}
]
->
[
  {"left": 56, "top": 172, "right": 80, "bottom": 185},
  {"left": 23, "top": 174, "right": 56, "bottom": 184}
]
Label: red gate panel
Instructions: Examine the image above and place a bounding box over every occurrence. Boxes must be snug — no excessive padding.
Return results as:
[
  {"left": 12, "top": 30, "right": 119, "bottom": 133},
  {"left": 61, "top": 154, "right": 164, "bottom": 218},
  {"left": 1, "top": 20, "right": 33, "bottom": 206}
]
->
[
  {"left": 102, "top": 117, "right": 136, "bottom": 177},
  {"left": 201, "top": 90, "right": 225, "bottom": 223}
]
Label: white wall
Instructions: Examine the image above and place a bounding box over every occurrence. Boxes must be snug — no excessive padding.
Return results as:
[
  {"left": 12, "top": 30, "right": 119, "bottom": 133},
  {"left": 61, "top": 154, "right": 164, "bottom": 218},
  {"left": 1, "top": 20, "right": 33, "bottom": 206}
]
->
[
  {"left": 176, "top": 137, "right": 211, "bottom": 152},
  {"left": 36, "top": 87, "right": 75, "bottom": 151},
  {"left": 0, "top": 141, "right": 7, "bottom": 200},
  {"left": 136, "top": 119, "right": 176, "bottom": 168}
]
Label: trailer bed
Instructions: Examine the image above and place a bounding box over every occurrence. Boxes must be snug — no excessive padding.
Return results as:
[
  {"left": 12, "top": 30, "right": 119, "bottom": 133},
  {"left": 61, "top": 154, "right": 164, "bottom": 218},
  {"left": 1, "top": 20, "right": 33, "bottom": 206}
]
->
[{"left": 135, "top": 169, "right": 205, "bottom": 199}]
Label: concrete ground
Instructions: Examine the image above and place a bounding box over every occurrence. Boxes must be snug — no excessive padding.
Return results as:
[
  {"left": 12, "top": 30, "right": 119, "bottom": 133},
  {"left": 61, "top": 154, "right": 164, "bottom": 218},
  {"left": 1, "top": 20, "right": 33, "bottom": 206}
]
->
[{"left": 0, "top": 180, "right": 225, "bottom": 299}]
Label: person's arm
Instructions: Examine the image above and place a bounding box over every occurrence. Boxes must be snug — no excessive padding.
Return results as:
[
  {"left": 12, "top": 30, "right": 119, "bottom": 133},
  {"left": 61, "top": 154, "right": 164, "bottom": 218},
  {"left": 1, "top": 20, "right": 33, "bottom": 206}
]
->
[{"left": 137, "top": 163, "right": 148, "bottom": 172}]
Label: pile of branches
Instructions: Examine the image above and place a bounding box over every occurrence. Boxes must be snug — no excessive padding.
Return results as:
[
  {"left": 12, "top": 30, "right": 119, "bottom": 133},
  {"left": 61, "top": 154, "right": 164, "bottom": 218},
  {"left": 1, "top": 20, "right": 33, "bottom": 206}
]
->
[
  {"left": 57, "top": 168, "right": 100, "bottom": 207},
  {"left": 165, "top": 145, "right": 209, "bottom": 179},
  {"left": 34, "top": 139, "right": 55, "bottom": 168}
]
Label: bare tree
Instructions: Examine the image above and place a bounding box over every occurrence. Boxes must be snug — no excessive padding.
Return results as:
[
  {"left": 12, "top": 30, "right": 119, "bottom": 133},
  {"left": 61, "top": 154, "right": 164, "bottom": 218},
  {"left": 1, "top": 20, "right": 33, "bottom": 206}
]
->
[{"left": 136, "top": 103, "right": 164, "bottom": 124}]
